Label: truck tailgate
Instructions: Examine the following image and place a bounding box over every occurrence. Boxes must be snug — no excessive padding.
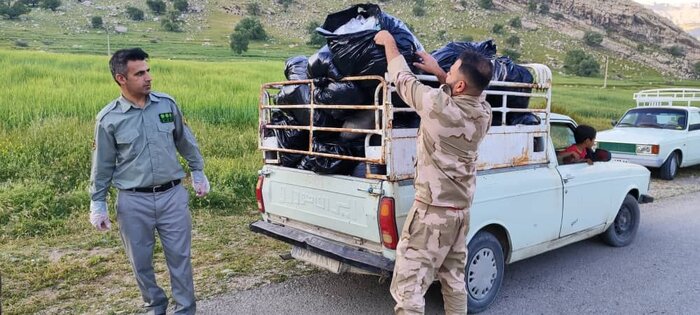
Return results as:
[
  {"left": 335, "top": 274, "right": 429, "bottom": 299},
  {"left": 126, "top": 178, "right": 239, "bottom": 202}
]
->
[{"left": 260, "top": 165, "right": 383, "bottom": 243}]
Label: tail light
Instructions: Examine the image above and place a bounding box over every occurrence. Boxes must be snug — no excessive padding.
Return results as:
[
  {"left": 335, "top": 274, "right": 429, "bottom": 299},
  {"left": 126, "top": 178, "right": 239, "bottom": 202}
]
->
[
  {"left": 379, "top": 197, "right": 398, "bottom": 249},
  {"left": 255, "top": 175, "right": 265, "bottom": 213}
]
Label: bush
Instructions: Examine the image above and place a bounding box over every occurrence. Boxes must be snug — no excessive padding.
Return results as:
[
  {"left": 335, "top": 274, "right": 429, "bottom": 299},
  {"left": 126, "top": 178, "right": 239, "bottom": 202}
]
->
[
  {"left": 126, "top": 6, "right": 144, "bottom": 21},
  {"left": 0, "top": 2, "right": 31, "bottom": 19},
  {"left": 412, "top": 4, "right": 425, "bottom": 16},
  {"left": 584, "top": 31, "right": 604, "bottom": 46},
  {"left": 306, "top": 21, "right": 325, "bottom": 47},
  {"left": 277, "top": 0, "right": 292, "bottom": 10},
  {"left": 564, "top": 49, "right": 600, "bottom": 77},
  {"left": 161, "top": 11, "right": 182, "bottom": 32},
  {"left": 492, "top": 23, "right": 504, "bottom": 34},
  {"left": 234, "top": 17, "right": 267, "bottom": 40},
  {"left": 246, "top": 2, "right": 261, "bottom": 16},
  {"left": 502, "top": 48, "right": 521, "bottom": 62},
  {"left": 14, "top": 39, "right": 29, "bottom": 47},
  {"left": 667, "top": 45, "right": 685, "bottom": 57},
  {"left": 40, "top": 0, "right": 60, "bottom": 11},
  {"left": 478, "top": 0, "right": 493, "bottom": 10},
  {"left": 528, "top": 0, "right": 537, "bottom": 12},
  {"left": 506, "top": 35, "right": 520, "bottom": 47},
  {"left": 460, "top": 35, "right": 474, "bottom": 42},
  {"left": 509, "top": 17, "right": 521, "bottom": 28},
  {"left": 146, "top": 0, "right": 166, "bottom": 15},
  {"left": 637, "top": 43, "right": 645, "bottom": 52},
  {"left": 20, "top": 0, "right": 39, "bottom": 7},
  {"left": 437, "top": 30, "right": 447, "bottom": 41},
  {"left": 173, "top": 0, "right": 188, "bottom": 13},
  {"left": 230, "top": 31, "right": 249, "bottom": 54},
  {"left": 91, "top": 16, "right": 103, "bottom": 29},
  {"left": 694, "top": 61, "right": 700, "bottom": 78},
  {"left": 552, "top": 12, "right": 564, "bottom": 20},
  {"left": 539, "top": 3, "right": 549, "bottom": 14}
]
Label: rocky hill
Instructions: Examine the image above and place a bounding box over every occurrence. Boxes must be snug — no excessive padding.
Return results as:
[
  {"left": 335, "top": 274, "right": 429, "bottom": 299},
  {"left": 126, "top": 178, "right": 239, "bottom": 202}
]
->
[{"left": 646, "top": 2, "right": 700, "bottom": 39}]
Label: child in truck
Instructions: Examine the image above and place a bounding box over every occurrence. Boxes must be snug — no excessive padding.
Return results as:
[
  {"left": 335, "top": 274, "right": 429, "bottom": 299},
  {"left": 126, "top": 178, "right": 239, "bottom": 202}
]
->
[{"left": 559, "top": 124, "right": 596, "bottom": 165}]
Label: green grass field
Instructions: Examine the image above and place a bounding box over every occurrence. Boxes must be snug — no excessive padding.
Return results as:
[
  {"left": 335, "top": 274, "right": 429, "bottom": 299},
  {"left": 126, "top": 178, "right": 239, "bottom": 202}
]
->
[{"left": 1, "top": 48, "right": 699, "bottom": 314}]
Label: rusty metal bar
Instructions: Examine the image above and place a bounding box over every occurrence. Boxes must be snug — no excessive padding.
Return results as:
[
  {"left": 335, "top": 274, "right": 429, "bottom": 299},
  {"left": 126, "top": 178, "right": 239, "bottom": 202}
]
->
[{"left": 259, "top": 146, "right": 383, "bottom": 163}]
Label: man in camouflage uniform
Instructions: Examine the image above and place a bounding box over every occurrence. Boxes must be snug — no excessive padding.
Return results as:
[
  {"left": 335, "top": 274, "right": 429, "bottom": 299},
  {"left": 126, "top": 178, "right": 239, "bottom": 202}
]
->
[{"left": 374, "top": 31, "right": 493, "bottom": 314}]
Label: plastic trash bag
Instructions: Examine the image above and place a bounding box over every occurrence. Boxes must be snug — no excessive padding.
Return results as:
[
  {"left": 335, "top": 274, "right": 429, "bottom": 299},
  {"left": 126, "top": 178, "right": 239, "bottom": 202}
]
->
[
  {"left": 270, "top": 111, "right": 309, "bottom": 167},
  {"left": 431, "top": 40, "right": 498, "bottom": 72},
  {"left": 285, "top": 55, "right": 309, "bottom": 80},
  {"left": 307, "top": 46, "right": 344, "bottom": 80},
  {"left": 313, "top": 77, "right": 370, "bottom": 120},
  {"left": 317, "top": 3, "right": 423, "bottom": 77},
  {"left": 276, "top": 56, "right": 312, "bottom": 125},
  {"left": 298, "top": 141, "right": 359, "bottom": 174},
  {"left": 487, "top": 56, "right": 534, "bottom": 109}
]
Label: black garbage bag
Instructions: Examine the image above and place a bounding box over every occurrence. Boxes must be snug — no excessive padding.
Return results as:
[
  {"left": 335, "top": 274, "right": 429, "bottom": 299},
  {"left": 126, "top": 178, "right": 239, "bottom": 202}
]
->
[
  {"left": 313, "top": 77, "right": 370, "bottom": 120},
  {"left": 298, "top": 141, "right": 359, "bottom": 175},
  {"left": 317, "top": 3, "right": 423, "bottom": 77},
  {"left": 307, "top": 46, "right": 344, "bottom": 80},
  {"left": 276, "top": 56, "right": 312, "bottom": 125},
  {"left": 431, "top": 40, "right": 498, "bottom": 72},
  {"left": 486, "top": 56, "right": 534, "bottom": 109},
  {"left": 270, "top": 111, "right": 309, "bottom": 167},
  {"left": 285, "top": 55, "right": 309, "bottom": 80}
]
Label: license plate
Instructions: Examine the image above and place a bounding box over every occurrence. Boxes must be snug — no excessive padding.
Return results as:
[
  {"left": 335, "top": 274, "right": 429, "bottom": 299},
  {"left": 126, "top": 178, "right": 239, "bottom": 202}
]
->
[
  {"left": 612, "top": 158, "right": 629, "bottom": 163},
  {"left": 291, "top": 246, "right": 343, "bottom": 274}
]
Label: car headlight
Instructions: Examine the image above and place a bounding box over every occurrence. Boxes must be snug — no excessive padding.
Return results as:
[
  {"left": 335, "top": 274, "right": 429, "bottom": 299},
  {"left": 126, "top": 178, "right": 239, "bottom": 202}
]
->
[{"left": 636, "top": 144, "right": 659, "bottom": 155}]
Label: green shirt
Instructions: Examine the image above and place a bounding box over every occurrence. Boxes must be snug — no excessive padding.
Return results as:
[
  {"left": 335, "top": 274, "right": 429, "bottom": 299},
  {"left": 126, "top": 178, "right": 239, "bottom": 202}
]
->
[{"left": 89, "top": 92, "right": 204, "bottom": 202}]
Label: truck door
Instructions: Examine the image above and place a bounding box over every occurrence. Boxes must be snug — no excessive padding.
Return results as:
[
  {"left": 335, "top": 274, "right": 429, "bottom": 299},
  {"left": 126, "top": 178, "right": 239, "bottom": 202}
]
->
[{"left": 552, "top": 122, "right": 611, "bottom": 236}]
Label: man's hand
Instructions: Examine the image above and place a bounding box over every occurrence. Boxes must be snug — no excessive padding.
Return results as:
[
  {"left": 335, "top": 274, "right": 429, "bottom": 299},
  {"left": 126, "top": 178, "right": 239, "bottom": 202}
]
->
[
  {"left": 192, "top": 171, "right": 210, "bottom": 198},
  {"left": 413, "top": 51, "right": 447, "bottom": 83},
  {"left": 89, "top": 201, "right": 111, "bottom": 231},
  {"left": 373, "top": 30, "right": 396, "bottom": 47}
]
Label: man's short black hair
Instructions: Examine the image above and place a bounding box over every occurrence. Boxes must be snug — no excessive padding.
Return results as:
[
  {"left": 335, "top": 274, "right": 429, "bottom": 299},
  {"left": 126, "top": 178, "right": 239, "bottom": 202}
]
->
[
  {"left": 109, "top": 48, "right": 149, "bottom": 85},
  {"left": 574, "top": 125, "right": 597, "bottom": 144},
  {"left": 457, "top": 50, "right": 494, "bottom": 93}
]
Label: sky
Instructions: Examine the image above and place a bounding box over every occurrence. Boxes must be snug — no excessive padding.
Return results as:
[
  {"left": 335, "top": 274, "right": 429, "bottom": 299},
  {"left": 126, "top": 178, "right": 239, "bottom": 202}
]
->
[{"left": 633, "top": 0, "right": 698, "bottom": 4}]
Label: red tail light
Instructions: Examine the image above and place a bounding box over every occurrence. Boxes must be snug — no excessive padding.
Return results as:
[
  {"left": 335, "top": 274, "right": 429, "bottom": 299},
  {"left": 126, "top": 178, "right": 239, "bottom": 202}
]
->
[
  {"left": 379, "top": 197, "right": 398, "bottom": 250},
  {"left": 255, "top": 175, "right": 265, "bottom": 213}
]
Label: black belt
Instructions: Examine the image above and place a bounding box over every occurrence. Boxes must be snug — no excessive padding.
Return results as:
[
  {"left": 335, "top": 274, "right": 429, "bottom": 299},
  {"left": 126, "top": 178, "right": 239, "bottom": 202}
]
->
[{"left": 128, "top": 179, "right": 181, "bottom": 193}]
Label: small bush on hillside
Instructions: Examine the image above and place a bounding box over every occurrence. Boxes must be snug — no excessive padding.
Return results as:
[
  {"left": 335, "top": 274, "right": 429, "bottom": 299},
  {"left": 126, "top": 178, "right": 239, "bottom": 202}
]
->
[
  {"left": 564, "top": 49, "right": 600, "bottom": 77},
  {"left": 437, "top": 30, "right": 448, "bottom": 41},
  {"left": 91, "top": 16, "right": 103, "bottom": 28},
  {"left": 492, "top": 23, "right": 504, "bottom": 34},
  {"left": 20, "top": 0, "right": 39, "bottom": 7},
  {"left": 161, "top": 11, "right": 183, "bottom": 32},
  {"left": 509, "top": 17, "right": 521, "bottom": 28},
  {"left": 146, "top": 0, "right": 166, "bottom": 15},
  {"left": 478, "top": 0, "right": 493, "bottom": 10},
  {"left": 306, "top": 21, "right": 325, "bottom": 47},
  {"left": 0, "top": 2, "right": 31, "bottom": 19},
  {"left": 506, "top": 35, "right": 520, "bottom": 47},
  {"left": 667, "top": 45, "right": 685, "bottom": 57},
  {"left": 584, "top": 31, "right": 603, "bottom": 46},
  {"left": 246, "top": 2, "right": 261, "bottom": 16},
  {"left": 552, "top": 12, "right": 564, "bottom": 20},
  {"left": 14, "top": 39, "right": 29, "bottom": 47},
  {"left": 277, "top": 0, "right": 292, "bottom": 10},
  {"left": 539, "top": 3, "right": 549, "bottom": 14},
  {"left": 173, "top": 0, "right": 188, "bottom": 13},
  {"left": 528, "top": 0, "right": 537, "bottom": 12},
  {"left": 235, "top": 17, "right": 267, "bottom": 40},
  {"left": 502, "top": 48, "right": 521, "bottom": 62},
  {"left": 412, "top": 4, "right": 425, "bottom": 16},
  {"left": 126, "top": 7, "right": 144, "bottom": 21},
  {"left": 40, "top": 0, "right": 61, "bottom": 11},
  {"left": 694, "top": 61, "right": 700, "bottom": 78}
]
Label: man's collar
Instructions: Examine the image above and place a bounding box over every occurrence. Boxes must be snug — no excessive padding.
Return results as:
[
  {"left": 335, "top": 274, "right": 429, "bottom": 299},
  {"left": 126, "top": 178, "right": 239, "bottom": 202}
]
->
[
  {"left": 439, "top": 85, "right": 484, "bottom": 102},
  {"left": 118, "top": 93, "right": 159, "bottom": 112}
]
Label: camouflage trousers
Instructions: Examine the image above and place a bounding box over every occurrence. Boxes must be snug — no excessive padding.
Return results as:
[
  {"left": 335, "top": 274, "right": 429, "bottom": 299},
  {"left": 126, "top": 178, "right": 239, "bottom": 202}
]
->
[{"left": 390, "top": 201, "right": 469, "bottom": 315}]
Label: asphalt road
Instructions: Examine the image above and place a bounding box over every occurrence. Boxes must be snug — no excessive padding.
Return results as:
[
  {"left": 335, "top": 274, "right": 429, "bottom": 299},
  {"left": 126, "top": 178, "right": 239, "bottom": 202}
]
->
[{"left": 198, "top": 191, "right": 700, "bottom": 314}]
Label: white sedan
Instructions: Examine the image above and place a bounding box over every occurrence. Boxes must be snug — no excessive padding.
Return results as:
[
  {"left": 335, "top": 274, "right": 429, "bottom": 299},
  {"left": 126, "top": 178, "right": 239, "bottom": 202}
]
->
[{"left": 597, "top": 89, "right": 700, "bottom": 180}]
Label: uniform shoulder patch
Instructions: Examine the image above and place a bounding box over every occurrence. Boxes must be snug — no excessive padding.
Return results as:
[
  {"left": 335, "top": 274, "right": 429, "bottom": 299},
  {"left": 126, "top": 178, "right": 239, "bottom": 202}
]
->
[
  {"left": 151, "top": 91, "right": 175, "bottom": 103},
  {"left": 159, "top": 112, "right": 175, "bottom": 123}
]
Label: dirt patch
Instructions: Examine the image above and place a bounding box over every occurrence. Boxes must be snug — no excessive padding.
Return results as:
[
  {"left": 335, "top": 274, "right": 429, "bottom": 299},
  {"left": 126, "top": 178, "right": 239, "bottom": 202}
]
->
[{"left": 648, "top": 165, "right": 700, "bottom": 200}]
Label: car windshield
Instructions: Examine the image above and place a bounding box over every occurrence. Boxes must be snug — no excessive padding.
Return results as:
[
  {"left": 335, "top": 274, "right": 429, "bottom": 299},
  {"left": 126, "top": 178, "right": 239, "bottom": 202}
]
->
[{"left": 617, "top": 108, "right": 687, "bottom": 130}]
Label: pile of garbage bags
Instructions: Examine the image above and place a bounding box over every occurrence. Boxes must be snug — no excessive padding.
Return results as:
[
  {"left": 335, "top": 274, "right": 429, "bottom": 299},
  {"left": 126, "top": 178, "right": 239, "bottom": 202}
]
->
[{"left": 270, "top": 3, "right": 538, "bottom": 175}]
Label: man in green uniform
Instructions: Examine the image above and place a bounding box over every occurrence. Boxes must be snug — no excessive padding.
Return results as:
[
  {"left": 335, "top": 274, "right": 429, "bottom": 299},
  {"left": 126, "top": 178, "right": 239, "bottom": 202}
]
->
[
  {"left": 89, "top": 48, "right": 208, "bottom": 315},
  {"left": 374, "top": 31, "right": 493, "bottom": 314}
]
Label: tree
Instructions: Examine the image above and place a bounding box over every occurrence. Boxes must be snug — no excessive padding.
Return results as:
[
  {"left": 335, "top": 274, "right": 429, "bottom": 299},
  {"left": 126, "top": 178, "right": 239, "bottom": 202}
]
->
[
  {"left": 492, "top": 23, "right": 504, "bottom": 34},
  {"left": 694, "top": 61, "right": 700, "bottom": 78},
  {"left": 234, "top": 17, "right": 267, "bottom": 40},
  {"left": 146, "top": 0, "right": 166, "bottom": 15},
  {"left": 509, "top": 17, "right": 521, "bottom": 28},
  {"left": 40, "top": 0, "right": 60, "bottom": 11},
  {"left": 667, "top": 45, "right": 685, "bottom": 57},
  {"left": 246, "top": 2, "right": 260, "bottom": 16},
  {"left": 0, "top": 1, "right": 31, "bottom": 19},
  {"left": 161, "top": 11, "right": 182, "bottom": 32},
  {"left": 527, "top": 0, "right": 537, "bottom": 12},
  {"left": 126, "top": 6, "right": 144, "bottom": 21},
  {"left": 564, "top": 49, "right": 600, "bottom": 77},
  {"left": 91, "top": 16, "right": 103, "bottom": 29},
  {"left": 306, "top": 21, "right": 325, "bottom": 47},
  {"left": 412, "top": 4, "right": 425, "bottom": 17},
  {"left": 230, "top": 31, "right": 249, "bottom": 54},
  {"left": 505, "top": 35, "right": 520, "bottom": 47},
  {"left": 538, "top": 3, "right": 549, "bottom": 14},
  {"left": 478, "top": 0, "right": 493, "bottom": 10},
  {"left": 173, "top": 0, "right": 188, "bottom": 13},
  {"left": 20, "top": 0, "right": 39, "bottom": 7},
  {"left": 583, "top": 31, "right": 603, "bottom": 47}
]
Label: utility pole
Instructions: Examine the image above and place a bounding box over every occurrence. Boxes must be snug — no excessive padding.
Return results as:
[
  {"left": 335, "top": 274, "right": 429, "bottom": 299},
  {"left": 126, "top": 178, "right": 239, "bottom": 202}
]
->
[
  {"left": 107, "top": 26, "right": 111, "bottom": 56},
  {"left": 603, "top": 55, "right": 609, "bottom": 89}
]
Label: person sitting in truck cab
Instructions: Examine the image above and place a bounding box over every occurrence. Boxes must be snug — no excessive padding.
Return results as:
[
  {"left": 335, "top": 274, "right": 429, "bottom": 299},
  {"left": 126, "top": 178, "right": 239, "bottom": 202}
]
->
[{"left": 558, "top": 124, "right": 596, "bottom": 165}]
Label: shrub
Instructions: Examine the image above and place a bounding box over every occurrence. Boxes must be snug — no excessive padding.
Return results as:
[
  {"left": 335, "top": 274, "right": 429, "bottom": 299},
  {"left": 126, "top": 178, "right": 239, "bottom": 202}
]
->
[
  {"left": 0, "top": 1, "right": 31, "bottom": 19},
  {"left": 40, "top": 0, "right": 61, "bottom": 11},
  {"left": 564, "top": 49, "right": 600, "bottom": 77},
  {"left": 277, "top": 0, "right": 292, "bottom": 10},
  {"left": 234, "top": 17, "right": 267, "bottom": 40},
  {"left": 552, "top": 12, "right": 564, "bottom": 20},
  {"left": 583, "top": 31, "right": 603, "bottom": 47},
  {"left": 126, "top": 6, "right": 144, "bottom": 21},
  {"left": 539, "top": 3, "right": 549, "bottom": 14},
  {"left": 506, "top": 35, "right": 520, "bottom": 47},
  {"left": 667, "top": 45, "right": 685, "bottom": 57},
  {"left": 528, "top": 0, "right": 537, "bottom": 12},
  {"left": 173, "top": 0, "right": 188, "bottom": 13},
  {"left": 478, "top": 0, "right": 493, "bottom": 10},
  {"left": 437, "top": 30, "right": 447, "bottom": 41},
  {"left": 246, "top": 2, "right": 261, "bottom": 16},
  {"left": 502, "top": 48, "right": 521, "bottom": 62},
  {"left": 20, "top": 0, "right": 39, "bottom": 7},
  {"left": 460, "top": 35, "right": 474, "bottom": 42},
  {"left": 230, "top": 31, "right": 249, "bottom": 54},
  {"left": 306, "top": 21, "right": 325, "bottom": 47},
  {"left": 146, "top": 0, "right": 166, "bottom": 15},
  {"left": 161, "top": 11, "right": 183, "bottom": 32},
  {"left": 509, "top": 17, "right": 521, "bottom": 28},
  {"left": 91, "top": 16, "right": 103, "bottom": 29},
  {"left": 694, "top": 61, "right": 700, "bottom": 78},
  {"left": 412, "top": 4, "right": 425, "bottom": 17},
  {"left": 492, "top": 23, "right": 504, "bottom": 34},
  {"left": 14, "top": 39, "right": 29, "bottom": 47}
]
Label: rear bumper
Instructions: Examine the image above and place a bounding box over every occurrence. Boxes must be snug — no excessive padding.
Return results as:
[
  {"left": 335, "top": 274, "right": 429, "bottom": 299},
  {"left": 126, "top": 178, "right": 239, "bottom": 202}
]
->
[
  {"left": 639, "top": 194, "right": 654, "bottom": 204},
  {"left": 249, "top": 220, "right": 394, "bottom": 275}
]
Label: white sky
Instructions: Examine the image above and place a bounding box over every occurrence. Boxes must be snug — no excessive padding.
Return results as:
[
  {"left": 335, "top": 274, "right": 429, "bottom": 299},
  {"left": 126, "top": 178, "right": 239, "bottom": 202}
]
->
[{"left": 633, "top": 0, "right": 698, "bottom": 4}]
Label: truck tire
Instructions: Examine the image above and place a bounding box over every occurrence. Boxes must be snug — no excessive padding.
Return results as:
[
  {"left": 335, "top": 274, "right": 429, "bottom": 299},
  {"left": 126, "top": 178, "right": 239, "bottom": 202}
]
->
[
  {"left": 602, "top": 194, "right": 640, "bottom": 247},
  {"left": 466, "top": 231, "right": 505, "bottom": 314},
  {"left": 659, "top": 151, "right": 679, "bottom": 180}
]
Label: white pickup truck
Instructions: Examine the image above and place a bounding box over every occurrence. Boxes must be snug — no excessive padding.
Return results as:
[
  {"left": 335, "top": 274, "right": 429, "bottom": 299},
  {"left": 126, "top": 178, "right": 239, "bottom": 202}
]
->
[{"left": 250, "top": 65, "right": 653, "bottom": 313}]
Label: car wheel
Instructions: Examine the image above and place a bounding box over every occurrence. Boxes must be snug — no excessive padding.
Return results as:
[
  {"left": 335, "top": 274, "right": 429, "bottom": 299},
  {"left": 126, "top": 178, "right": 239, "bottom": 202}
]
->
[
  {"left": 602, "top": 194, "right": 640, "bottom": 247},
  {"left": 466, "top": 231, "right": 505, "bottom": 314},
  {"left": 659, "top": 151, "right": 679, "bottom": 180}
]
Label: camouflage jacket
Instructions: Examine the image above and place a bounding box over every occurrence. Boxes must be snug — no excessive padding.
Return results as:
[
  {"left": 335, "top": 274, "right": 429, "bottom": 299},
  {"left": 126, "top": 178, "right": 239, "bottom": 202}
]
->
[{"left": 388, "top": 56, "right": 492, "bottom": 209}]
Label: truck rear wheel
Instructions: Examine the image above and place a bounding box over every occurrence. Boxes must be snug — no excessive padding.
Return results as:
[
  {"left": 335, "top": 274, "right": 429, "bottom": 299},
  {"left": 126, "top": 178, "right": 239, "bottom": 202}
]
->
[
  {"left": 466, "top": 231, "right": 505, "bottom": 314},
  {"left": 602, "top": 194, "right": 640, "bottom": 247}
]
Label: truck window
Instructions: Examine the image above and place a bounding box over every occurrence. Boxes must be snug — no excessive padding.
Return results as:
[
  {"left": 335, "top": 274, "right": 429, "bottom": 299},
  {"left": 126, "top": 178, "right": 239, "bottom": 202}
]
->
[{"left": 551, "top": 123, "right": 575, "bottom": 151}]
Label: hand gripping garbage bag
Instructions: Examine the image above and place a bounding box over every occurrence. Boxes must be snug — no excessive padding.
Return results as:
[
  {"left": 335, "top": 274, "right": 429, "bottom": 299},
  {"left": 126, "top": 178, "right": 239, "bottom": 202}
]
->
[
  {"left": 307, "top": 45, "right": 344, "bottom": 80},
  {"left": 275, "top": 56, "right": 311, "bottom": 125},
  {"left": 317, "top": 3, "right": 424, "bottom": 77},
  {"left": 270, "top": 110, "right": 309, "bottom": 167},
  {"left": 486, "top": 56, "right": 534, "bottom": 110},
  {"left": 431, "top": 40, "right": 498, "bottom": 73}
]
